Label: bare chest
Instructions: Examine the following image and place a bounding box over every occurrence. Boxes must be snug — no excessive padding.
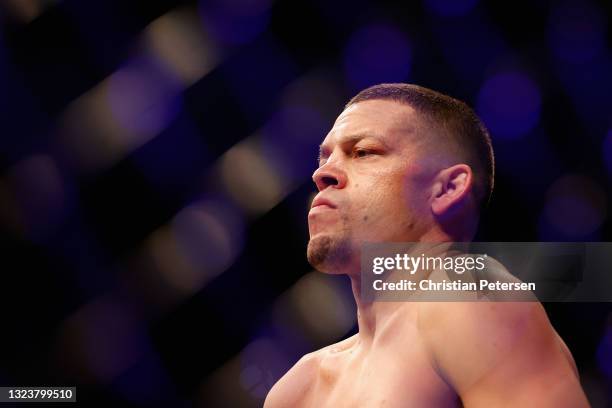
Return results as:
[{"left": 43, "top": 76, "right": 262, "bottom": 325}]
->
[{"left": 301, "top": 342, "right": 459, "bottom": 408}]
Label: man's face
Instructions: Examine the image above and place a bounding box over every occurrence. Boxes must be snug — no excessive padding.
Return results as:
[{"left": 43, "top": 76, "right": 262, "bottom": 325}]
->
[{"left": 307, "top": 99, "right": 436, "bottom": 274}]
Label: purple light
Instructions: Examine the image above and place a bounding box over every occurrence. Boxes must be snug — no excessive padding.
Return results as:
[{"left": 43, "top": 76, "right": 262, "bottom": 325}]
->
[
  {"left": 539, "top": 175, "right": 607, "bottom": 240},
  {"left": 199, "top": 0, "right": 271, "bottom": 45},
  {"left": 603, "top": 130, "right": 612, "bottom": 177},
  {"left": 343, "top": 23, "right": 412, "bottom": 91},
  {"left": 60, "top": 296, "right": 151, "bottom": 383},
  {"left": 543, "top": 196, "right": 601, "bottom": 238},
  {"left": 107, "top": 57, "right": 183, "bottom": 137},
  {"left": 548, "top": 0, "right": 606, "bottom": 64},
  {"left": 477, "top": 71, "right": 541, "bottom": 139},
  {"left": 424, "top": 0, "right": 479, "bottom": 17},
  {"left": 239, "top": 338, "right": 290, "bottom": 399},
  {"left": 171, "top": 198, "right": 245, "bottom": 278},
  {"left": 261, "top": 105, "right": 327, "bottom": 180}
]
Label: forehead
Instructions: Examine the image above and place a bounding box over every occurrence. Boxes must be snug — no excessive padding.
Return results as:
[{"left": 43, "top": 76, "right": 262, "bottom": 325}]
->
[{"left": 322, "top": 99, "right": 421, "bottom": 147}]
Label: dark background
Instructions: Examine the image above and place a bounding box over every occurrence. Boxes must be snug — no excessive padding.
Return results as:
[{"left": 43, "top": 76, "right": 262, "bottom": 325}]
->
[{"left": 0, "top": 0, "right": 611, "bottom": 406}]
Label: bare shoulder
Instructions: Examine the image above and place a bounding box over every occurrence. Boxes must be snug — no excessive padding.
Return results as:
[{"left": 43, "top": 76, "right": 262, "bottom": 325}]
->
[
  {"left": 417, "top": 301, "right": 589, "bottom": 407},
  {"left": 263, "top": 350, "right": 320, "bottom": 408},
  {"left": 264, "top": 335, "right": 357, "bottom": 408}
]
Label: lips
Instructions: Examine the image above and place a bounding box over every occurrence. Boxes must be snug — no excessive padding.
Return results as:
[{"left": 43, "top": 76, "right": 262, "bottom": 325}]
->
[{"left": 311, "top": 196, "right": 336, "bottom": 210}]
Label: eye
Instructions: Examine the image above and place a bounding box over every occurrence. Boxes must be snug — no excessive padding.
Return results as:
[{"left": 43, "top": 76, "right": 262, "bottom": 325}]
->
[{"left": 353, "top": 148, "right": 372, "bottom": 158}]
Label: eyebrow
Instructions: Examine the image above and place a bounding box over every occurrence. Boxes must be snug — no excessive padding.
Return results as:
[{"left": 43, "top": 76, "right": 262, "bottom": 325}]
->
[{"left": 318, "top": 133, "right": 388, "bottom": 161}]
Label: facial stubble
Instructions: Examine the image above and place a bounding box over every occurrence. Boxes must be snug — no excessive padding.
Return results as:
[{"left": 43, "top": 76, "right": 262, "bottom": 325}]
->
[{"left": 307, "top": 215, "right": 354, "bottom": 273}]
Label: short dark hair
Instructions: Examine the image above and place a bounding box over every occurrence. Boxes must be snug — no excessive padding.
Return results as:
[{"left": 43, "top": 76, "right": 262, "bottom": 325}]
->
[{"left": 346, "top": 83, "right": 495, "bottom": 208}]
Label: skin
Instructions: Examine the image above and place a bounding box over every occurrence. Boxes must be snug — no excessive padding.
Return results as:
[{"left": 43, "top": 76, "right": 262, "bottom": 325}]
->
[{"left": 264, "top": 99, "right": 590, "bottom": 407}]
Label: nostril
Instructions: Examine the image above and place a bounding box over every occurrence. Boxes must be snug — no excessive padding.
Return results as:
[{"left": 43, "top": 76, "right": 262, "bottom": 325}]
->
[{"left": 322, "top": 176, "right": 338, "bottom": 186}]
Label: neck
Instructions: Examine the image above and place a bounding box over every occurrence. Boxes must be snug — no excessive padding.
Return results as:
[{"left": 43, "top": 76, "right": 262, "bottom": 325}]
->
[
  {"left": 349, "top": 276, "right": 405, "bottom": 343},
  {"left": 346, "top": 240, "right": 453, "bottom": 343}
]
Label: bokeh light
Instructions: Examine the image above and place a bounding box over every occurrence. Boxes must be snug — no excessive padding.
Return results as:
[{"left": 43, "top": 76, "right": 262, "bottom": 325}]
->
[
  {"left": 198, "top": 337, "right": 287, "bottom": 407},
  {"left": 239, "top": 337, "right": 290, "bottom": 399},
  {"left": 107, "top": 57, "right": 183, "bottom": 138},
  {"left": 220, "top": 137, "right": 288, "bottom": 215},
  {"left": 59, "top": 83, "right": 123, "bottom": 172},
  {"left": 279, "top": 73, "right": 344, "bottom": 124},
  {"left": 142, "top": 199, "right": 245, "bottom": 298},
  {"left": 343, "top": 23, "right": 412, "bottom": 91},
  {"left": 426, "top": 8, "right": 506, "bottom": 89},
  {"left": 477, "top": 71, "right": 542, "bottom": 139},
  {"left": 273, "top": 272, "right": 355, "bottom": 345},
  {"left": 199, "top": 0, "right": 272, "bottom": 46},
  {"left": 539, "top": 174, "right": 607, "bottom": 240},
  {"left": 0, "top": 0, "right": 56, "bottom": 23},
  {"left": 1, "top": 0, "right": 611, "bottom": 405},
  {"left": 260, "top": 105, "right": 327, "bottom": 181},
  {"left": 144, "top": 6, "right": 219, "bottom": 86},
  {"left": 548, "top": 0, "right": 607, "bottom": 64},
  {"left": 54, "top": 294, "right": 150, "bottom": 384},
  {"left": 59, "top": 57, "right": 183, "bottom": 173}
]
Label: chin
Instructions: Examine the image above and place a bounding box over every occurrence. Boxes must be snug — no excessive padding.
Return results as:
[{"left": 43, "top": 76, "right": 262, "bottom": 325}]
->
[{"left": 307, "top": 234, "right": 355, "bottom": 275}]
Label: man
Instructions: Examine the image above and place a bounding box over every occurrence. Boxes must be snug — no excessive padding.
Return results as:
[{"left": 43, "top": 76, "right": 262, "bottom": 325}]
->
[{"left": 264, "top": 84, "right": 589, "bottom": 407}]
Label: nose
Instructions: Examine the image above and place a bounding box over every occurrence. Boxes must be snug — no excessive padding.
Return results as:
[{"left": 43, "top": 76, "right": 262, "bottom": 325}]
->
[{"left": 312, "top": 157, "right": 348, "bottom": 191}]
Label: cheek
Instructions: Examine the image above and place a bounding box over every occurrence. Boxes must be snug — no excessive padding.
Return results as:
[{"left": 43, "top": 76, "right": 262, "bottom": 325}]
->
[
  {"left": 401, "top": 166, "right": 432, "bottom": 205},
  {"left": 355, "top": 174, "right": 408, "bottom": 217}
]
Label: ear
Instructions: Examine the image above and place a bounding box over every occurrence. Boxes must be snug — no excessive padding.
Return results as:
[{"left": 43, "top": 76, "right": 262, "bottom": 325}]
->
[{"left": 430, "top": 164, "right": 473, "bottom": 216}]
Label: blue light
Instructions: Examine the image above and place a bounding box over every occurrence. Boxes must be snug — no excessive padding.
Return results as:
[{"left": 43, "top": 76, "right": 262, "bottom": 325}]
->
[
  {"left": 548, "top": 0, "right": 606, "bottom": 64},
  {"left": 261, "top": 105, "right": 327, "bottom": 180},
  {"left": 542, "top": 195, "right": 602, "bottom": 239},
  {"left": 239, "top": 337, "right": 290, "bottom": 399},
  {"left": 538, "top": 175, "right": 606, "bottom": 240},
  {"left": 199, "top": 0, "right": 271, "bottom": 45},
  {"left": 477, "top": 71, "right": 541, "bottom": 139},
  {"left": 107, "top": 56, "right": 183, "bottom": 137},
  {"left": 343, "top": 23, "right": 412, "bottom": 92}
]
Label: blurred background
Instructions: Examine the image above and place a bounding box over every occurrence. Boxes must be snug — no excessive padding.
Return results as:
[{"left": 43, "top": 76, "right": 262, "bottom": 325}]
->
[{"left": 0, "top": 0, "right": 611, "bottom": 406}]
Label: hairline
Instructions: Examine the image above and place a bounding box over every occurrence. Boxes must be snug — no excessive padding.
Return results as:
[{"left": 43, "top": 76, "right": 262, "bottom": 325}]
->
[{"left": 344, "top": 93, "right": 492, "bottom": 207}]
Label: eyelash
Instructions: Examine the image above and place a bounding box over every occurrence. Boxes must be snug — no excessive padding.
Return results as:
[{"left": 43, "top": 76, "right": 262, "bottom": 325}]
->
[
  {"left": 353, "top": 148, "right": 371, "bottom": 158},
  {"left": 317, "top": 148, "right": 375, "bottom": 166}
]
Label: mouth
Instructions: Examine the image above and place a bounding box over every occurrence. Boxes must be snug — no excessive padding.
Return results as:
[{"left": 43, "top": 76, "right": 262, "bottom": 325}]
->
[
  {"left": 308, "top": 205, "right": 334, "bottom": 217},
  {"left": 308, "top": 196, "right": 337, "bottom": 218},
  {"left": 310, "top": 196, "right": 336, "bottom": 210}
]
